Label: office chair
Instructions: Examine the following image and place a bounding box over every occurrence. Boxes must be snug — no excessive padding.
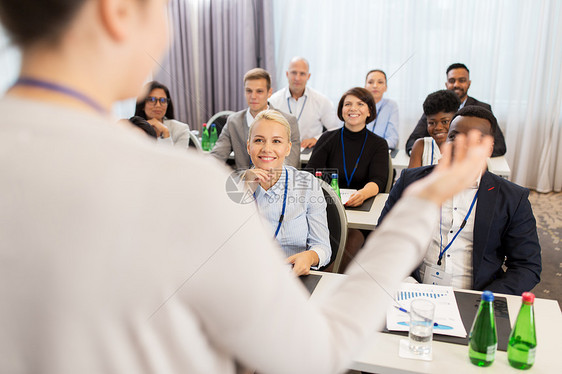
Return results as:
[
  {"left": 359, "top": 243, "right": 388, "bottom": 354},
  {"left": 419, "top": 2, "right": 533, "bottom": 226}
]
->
[
  {"left": 385, "top": 153, "right": 394, "bottom": 193},
  {"left": 318, "top": 180, "right": 348, "bottom": 273},
  {"left": 188, "top": 130, "right": 202, "bottom": 151},
  {"left": 206, "top": 110, "right": 235, "bottom": 138}
]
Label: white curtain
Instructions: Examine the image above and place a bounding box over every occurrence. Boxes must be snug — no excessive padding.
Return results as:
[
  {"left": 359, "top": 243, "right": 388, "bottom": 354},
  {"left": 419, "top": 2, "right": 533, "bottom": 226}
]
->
[
  {"left": 273, "top": 0, "right": 562, "bottom": 192},
  {"left": 0, "top": 26, "right": 20, "bottom": 94}
]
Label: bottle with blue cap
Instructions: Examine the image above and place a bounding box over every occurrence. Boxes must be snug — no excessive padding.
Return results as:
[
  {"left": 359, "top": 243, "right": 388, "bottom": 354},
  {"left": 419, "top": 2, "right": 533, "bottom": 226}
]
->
[
  {"left": 330, "top": 173, "right": 341, "bottom": 198},
  {"left": 468, "top": 290, "right": 497, "bottom": 366},
  {"left": 209, "top": 123, "right": 218, "bottom": 150}
]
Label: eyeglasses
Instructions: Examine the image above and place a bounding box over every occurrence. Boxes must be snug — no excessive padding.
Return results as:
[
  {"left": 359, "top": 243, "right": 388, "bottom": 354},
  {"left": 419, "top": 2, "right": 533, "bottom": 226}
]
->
[{"left": 145, "top": 96, "right": 170, "bottom": 106}]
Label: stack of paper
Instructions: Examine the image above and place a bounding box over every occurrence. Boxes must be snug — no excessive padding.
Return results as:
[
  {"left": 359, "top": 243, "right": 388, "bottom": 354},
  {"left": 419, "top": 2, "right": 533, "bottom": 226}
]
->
[
  {"left": 386, "top": 283, "right": 467, "bottom": 338},
  {"left": 340, "top": 188, "right": 357, "bottom": 205}
]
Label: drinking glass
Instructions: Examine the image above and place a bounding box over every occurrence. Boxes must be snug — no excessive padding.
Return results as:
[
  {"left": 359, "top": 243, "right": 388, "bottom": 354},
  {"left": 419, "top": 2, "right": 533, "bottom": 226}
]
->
[{"left": 408, "top": 299, "right": 435, "bottom": 356}]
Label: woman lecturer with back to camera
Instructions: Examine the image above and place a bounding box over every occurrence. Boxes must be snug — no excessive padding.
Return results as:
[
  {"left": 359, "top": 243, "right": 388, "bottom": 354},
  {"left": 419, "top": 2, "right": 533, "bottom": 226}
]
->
[{"left": 0, "top": 0, "right": 494, "bottom": 372}]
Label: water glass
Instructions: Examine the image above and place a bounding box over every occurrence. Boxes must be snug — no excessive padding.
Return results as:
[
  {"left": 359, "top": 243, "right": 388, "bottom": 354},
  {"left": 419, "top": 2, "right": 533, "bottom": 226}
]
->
[{"left": 408, "top": 299, "right": 435, "bottom": 356}]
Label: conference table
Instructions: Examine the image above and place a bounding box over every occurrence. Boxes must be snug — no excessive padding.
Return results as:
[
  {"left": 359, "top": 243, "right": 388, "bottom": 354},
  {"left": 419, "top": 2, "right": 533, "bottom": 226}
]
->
[
  {"left": 220, "top": 144, "right": 511, "bottom": 180},
  {"left": 392, "top": 149, "right": 512, "bottom": 180},
  {"left": 308, "top": 271, "right": 561, "bottom": 373},
  {"left": 345, "top": 193, "right": 389, "bottom": 231}
]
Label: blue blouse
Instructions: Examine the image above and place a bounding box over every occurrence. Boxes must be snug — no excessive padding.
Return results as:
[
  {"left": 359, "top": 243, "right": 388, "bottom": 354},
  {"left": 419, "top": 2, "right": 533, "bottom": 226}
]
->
[
  {"left": 366, "top": 98, "right": 399, "bottom": 149},
  {"left": 253, "top": 166, "right": 331, "bottom": 268}
]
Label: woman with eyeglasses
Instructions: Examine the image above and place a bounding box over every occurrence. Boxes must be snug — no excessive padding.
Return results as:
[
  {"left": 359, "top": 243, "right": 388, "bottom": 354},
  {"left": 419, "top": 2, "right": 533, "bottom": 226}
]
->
[
  {"left": 134, "top": 80, "right": 191, "bottom": 149},
  {"left": 408, "top": 90, "right": 461, "bottom": 168}
]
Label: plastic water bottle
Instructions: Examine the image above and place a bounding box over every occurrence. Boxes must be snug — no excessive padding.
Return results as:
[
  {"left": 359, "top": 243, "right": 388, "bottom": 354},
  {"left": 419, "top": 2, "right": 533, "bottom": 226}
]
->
[
  {"left": 507, "top": 292, "right": 537, "bottom": 370},
  {"left": 209, "top": 123, "right": 218, "bottom": 150},
  {"left": 201, "top": 123, "right": 210, "bottom": 151},
  {"left": 315, "top": 171, "right": 322, "bottom": 180},
  {"left": 468, "top": 290, "right": 497, "bottom": 367},
  {"left": 330, "top": 173, "right": 341, "bottom": 198}
]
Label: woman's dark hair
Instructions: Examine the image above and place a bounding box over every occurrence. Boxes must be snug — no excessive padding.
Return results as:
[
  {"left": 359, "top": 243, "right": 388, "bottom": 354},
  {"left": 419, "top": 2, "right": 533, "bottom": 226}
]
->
[
  {"left": 0, "top": 0, "right": 88, "bottom": 48},
  {"left": 365, "top": 69, "right": 387, "bottom": 84},
  {"left": 337, "top": 87, "right": 377, "bottom": 124},
  {"left": 423, "top": 90, "right": 461, "bottom": 116},
  {"left": 134, "top": 81, "right": 175, "bottom": 120},
  {"left": 451, "top": 105, "right": 497, "bottom": 137},
  {"left": 128, "top": 116, "right": 157, "bottom": 138}
]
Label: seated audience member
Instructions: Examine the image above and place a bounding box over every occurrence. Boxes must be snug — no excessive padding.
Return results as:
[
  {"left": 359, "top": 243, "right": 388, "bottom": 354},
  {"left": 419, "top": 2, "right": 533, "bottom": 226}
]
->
[
  {"left": 211, "top": 68, "right": 300, "bottom": 169},
  {"left": 381, "top": 106, "right": 541, "bottom": 295},
  {"left": 0, "top": 0, "right": 497, "bottom": 373},
  {"left": 364, "top": 69, "right": 399, "bottom": 149},
  {"left": 408, "top": 90, "right": 460, "bottom": 168},
  {"left": 308, "top": 87, "right": 389, "bottom": 271},
  {"left": 134, "top": 81, "right": 191, "bottom": 149},
  {"left": 244, "top": 110, "right": 331, "bottom": 275},
  {"left": 405, "top": 63, "right": 506, "bottom": 157},
  {"left": 269, "top": 57, "right": 342, "bottom": 148}
]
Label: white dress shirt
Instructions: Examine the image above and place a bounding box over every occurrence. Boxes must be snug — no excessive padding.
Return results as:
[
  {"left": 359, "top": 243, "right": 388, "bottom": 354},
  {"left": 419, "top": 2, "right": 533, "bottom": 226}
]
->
[
  {"left": 253, "top": 166, "right": 331, "bottom": 267},
  {"left": 419, "top": 184, "right": 479, "bottom": 289},
  {"left": 421, "top": 137, "right": 441, "bottom": 166},
  {"left": 269, "top": 86, "right": 342, "bottom": 140},
  {"left": 245, "top": 105, "right": 269, "bottom": 128}
]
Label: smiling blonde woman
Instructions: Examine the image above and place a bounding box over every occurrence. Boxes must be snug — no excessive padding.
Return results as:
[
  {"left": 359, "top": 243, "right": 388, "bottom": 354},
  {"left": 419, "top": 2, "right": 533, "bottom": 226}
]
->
[{"left": 245, "top": 110, "right": 331, "bottom": 275}]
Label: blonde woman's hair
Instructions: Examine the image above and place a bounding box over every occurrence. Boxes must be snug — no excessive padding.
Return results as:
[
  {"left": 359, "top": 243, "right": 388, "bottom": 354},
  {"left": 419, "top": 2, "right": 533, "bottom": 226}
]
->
[{"left": 248, "top": 110, "right": 292, "bottom": 141}]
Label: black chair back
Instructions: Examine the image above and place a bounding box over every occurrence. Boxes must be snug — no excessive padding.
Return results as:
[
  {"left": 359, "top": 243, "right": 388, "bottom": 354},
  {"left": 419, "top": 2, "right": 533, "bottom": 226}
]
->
[{"left": 318, "top": 181, "right": 347, "bottom": 272}]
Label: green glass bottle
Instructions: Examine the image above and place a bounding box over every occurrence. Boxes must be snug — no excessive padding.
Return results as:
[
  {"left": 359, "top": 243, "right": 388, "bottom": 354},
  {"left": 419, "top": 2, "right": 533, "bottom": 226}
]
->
[
  {"left": 330, "top": 173, "right": 341, "bottom": 198},
  {"left": 201, "top": 123, "right": 210, "bottom": 151},
  {"left": 468, "top": 290, "right": 497, "bottom": 367},
  {"left": 209, "top": 123, "right": 218, "bottom": 150},
  {"left": 508, "top": 292, "right": 537, "bottom": 370}
]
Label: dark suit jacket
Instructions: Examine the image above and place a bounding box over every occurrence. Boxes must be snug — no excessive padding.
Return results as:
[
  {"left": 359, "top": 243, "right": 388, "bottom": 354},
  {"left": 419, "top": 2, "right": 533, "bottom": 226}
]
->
[
  {"left": 405, "top": 96, "right": 507, "bottom": 157},
  {"left": 379, "top": 167, "right": 541, "bottom": 295}
]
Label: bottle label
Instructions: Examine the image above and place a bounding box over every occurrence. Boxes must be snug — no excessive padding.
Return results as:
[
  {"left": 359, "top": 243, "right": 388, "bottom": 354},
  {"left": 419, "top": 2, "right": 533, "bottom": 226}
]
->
[
  {"left": 486, "top": 344, "right": 497, "bottom": 361},
  {"left": 527, "top": 347, "right": 536, "bottom": 364}
]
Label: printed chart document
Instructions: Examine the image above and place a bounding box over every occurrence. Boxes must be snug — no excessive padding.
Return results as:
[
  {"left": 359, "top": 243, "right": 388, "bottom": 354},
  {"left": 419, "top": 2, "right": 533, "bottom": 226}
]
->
[
  {"left": 340, "top": 188, "right": 357, "bottom": 205},
  {"left": 386, "top": 283, "right": 467, "bottom": 338}
]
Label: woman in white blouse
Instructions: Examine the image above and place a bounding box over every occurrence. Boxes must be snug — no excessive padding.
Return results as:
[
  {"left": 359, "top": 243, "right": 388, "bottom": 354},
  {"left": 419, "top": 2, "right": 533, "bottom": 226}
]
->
[
  {"left": 134, "top": 81, "right": 191, "bottom": 149},
  {"left": 244, "top": 109, "right": 331, "bottom": 275}
]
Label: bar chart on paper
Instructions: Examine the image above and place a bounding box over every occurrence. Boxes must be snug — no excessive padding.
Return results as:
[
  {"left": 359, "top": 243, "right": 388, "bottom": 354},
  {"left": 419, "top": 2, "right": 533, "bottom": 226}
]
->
[
  {"left": 396, "top": 290, "right": 449, "bottom": 301},
  {"left": 387, "top": 283, "right": 467, "bottom": 337}
]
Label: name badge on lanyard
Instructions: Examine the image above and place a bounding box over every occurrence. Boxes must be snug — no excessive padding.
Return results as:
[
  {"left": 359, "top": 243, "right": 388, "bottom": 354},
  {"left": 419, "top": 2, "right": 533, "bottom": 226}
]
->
[
  {"left": 423, "top": 263, "right": 453, "bottom": 286},
  {"left": 424, "top": 190, "right": 478, "bottom": 286}
]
